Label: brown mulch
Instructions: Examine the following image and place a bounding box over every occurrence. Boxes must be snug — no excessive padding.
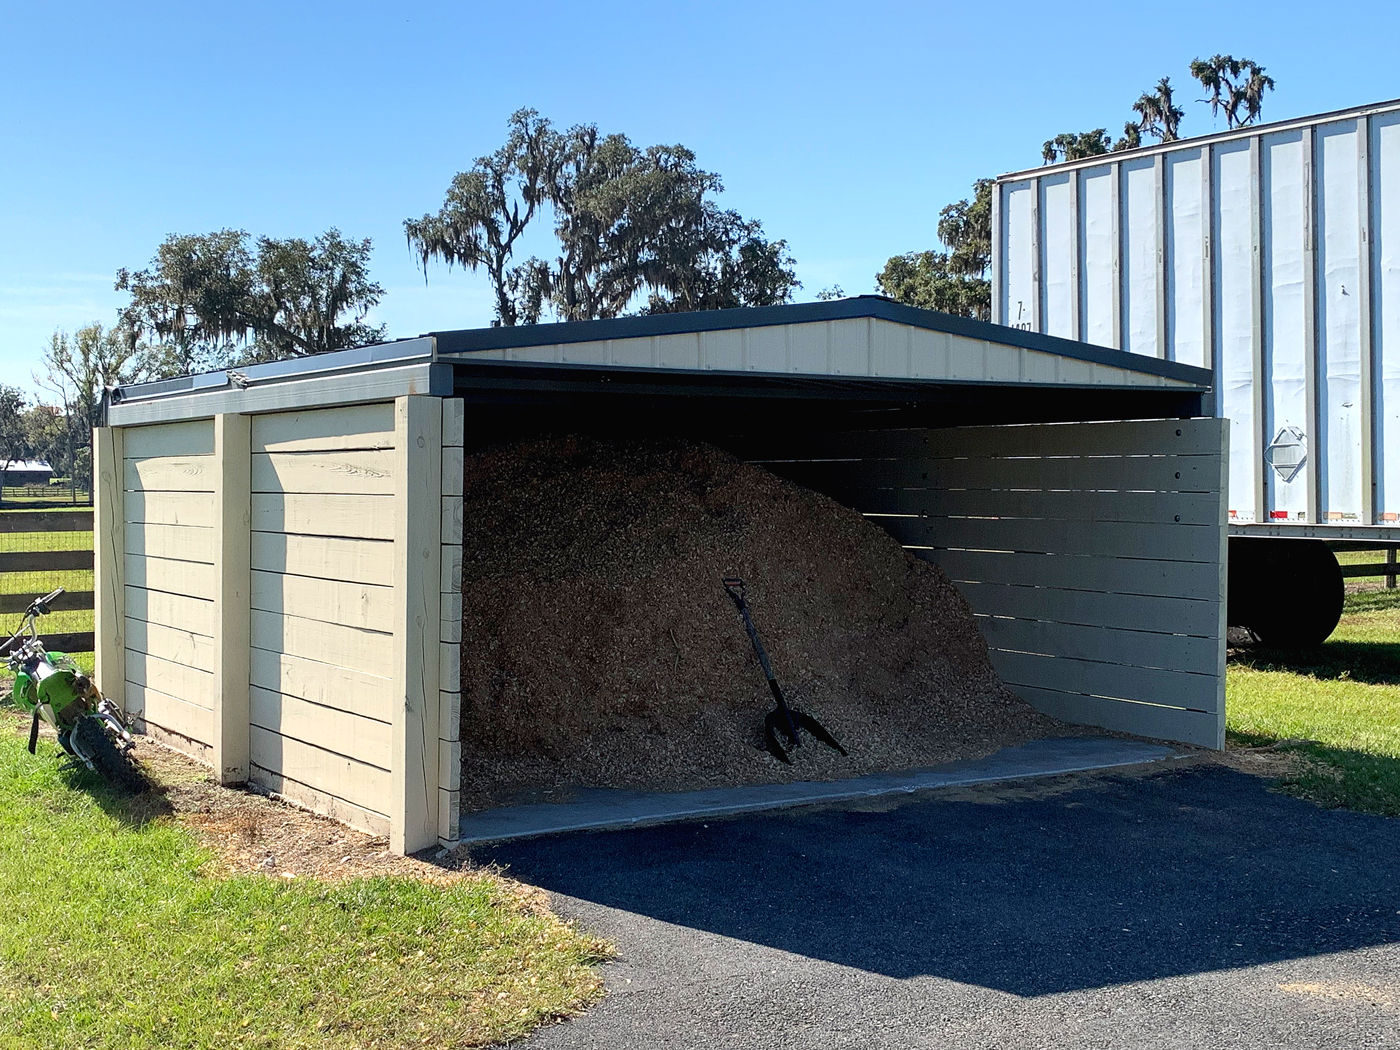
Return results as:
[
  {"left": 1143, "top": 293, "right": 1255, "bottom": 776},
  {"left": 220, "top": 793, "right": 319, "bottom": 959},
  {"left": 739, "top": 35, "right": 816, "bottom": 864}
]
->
[{"left": 458, "top": 435, "right": 1071, "bottom": 812}]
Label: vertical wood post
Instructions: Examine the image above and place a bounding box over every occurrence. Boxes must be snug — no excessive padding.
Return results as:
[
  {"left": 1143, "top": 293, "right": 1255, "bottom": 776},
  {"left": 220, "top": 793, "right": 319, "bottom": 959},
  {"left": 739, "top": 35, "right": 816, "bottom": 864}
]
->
[
  {"left": 438, "top": 397, "right": 465, "bottom": 846},
  {"left": 212, "top": 413, "right": 251, "bottom": 785},
  {"left": 92, "top": 426, "right": 125, "bottom": 707},
  {"left": 391, "top": 396, "right": 443, "bottom": 854},
  {"left": 1212, "top": 417, "right": 1231, "bottom": 750}
]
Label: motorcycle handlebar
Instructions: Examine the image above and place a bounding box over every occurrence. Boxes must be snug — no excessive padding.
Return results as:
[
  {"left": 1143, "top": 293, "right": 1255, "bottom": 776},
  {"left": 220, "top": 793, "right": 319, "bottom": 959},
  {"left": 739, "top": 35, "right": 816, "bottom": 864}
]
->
[{"left": 34, "top": 587, "right": 64, "bottom": 610}]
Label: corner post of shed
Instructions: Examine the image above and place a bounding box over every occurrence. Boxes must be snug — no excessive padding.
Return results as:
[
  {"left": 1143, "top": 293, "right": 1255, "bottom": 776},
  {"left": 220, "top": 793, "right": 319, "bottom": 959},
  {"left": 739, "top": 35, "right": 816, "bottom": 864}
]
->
[
  {"left": 391, "top": 395, "right": 444, "bottom": 854},
  {"left": 438, "top": 398, "right": 465, "bottom": 847},
  {"left": 212, "top": 413, "right": 251, "bottom": 785},
  {"left": 93, "top": 426, "right": 125, "bottom": 706}
]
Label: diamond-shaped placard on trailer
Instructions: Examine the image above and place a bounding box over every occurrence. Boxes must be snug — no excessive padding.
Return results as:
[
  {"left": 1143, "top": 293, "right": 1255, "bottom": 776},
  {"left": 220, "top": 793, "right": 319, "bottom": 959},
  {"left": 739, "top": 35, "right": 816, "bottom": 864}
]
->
[{"left": 1265, "top": 425, "right": 1307, "bottom": 485}]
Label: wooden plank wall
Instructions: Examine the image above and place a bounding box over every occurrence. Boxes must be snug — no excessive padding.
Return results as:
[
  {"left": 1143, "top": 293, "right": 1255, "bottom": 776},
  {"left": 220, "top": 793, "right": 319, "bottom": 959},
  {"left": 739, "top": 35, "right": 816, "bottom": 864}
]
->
[
  {"left": 438, "top": 399, "right": 465, "bottom": 844},
  {"left": 121, "top": 420, "right": 218, "bottom": 757},
  {"left": 740, "top": 418, "right": 1229, "bottom": 748},
  {"left": 245, "top": 403, "right": 397, "bottom": 837}
]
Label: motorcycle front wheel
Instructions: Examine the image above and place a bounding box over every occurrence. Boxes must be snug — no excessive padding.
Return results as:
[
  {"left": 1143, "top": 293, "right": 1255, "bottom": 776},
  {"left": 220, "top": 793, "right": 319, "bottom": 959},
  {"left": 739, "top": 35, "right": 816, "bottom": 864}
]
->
[{"left": 70, "top": 716, "right": 150, "bottom": 794}]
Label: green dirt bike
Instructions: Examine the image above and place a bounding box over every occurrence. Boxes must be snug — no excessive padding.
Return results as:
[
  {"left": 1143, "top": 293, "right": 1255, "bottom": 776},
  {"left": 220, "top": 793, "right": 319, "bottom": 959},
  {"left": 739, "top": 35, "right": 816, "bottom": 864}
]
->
[{"left": 2, "top": 588, "right": 147, "bottom": 792}]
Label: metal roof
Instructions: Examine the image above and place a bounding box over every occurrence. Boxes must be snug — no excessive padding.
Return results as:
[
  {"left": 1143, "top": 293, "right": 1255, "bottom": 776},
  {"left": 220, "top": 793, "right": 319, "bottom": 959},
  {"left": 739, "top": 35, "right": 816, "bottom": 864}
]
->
[
  {"left": 105, "top": 298, "right": 1210, "bottom": 427},
  {"left": 431, "top": 295, "right": 1208, "bottom": 387}
]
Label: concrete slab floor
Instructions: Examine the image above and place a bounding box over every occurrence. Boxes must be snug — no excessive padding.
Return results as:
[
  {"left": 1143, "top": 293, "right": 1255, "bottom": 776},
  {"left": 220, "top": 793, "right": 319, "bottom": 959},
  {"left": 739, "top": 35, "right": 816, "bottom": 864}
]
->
[{"left": 458, "top": 736, "right": 1180, "bottom": 844}]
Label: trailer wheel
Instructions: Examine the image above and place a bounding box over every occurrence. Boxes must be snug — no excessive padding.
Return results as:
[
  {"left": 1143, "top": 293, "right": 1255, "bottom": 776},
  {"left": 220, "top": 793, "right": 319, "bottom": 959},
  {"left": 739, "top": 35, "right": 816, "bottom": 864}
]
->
[{"left": 1227, "top": 538, "right": 1343, "bottom": 648}]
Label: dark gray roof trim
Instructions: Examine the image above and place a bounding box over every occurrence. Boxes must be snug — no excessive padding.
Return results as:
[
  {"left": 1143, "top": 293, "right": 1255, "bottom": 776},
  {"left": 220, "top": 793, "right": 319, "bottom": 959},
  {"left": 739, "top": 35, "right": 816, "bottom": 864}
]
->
[
  {"left": 430, "top": 296, "right": 1212, "bottom": 387},
  {"left": 111, "top": 338, "right": 434, "bottom": 406}
]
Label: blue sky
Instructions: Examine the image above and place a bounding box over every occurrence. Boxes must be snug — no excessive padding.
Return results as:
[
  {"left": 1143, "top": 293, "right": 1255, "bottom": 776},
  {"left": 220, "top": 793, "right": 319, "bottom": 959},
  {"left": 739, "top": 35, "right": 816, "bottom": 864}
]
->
[{"left": 3, "top": 0, "right": 1399, "bottom": 396}]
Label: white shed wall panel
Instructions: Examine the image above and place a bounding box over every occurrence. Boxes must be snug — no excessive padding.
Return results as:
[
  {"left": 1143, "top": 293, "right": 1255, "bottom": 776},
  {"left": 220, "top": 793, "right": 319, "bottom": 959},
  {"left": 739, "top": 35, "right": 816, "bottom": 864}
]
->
[
  {"left": 742, "top": 418, "right": 1228, "bottom": 748},
  {"left": 120, "top": 419, "right": 217, "bottom": 754},
  {"left": 245, "top": 402, "right": 397, "bottom": 835},
  {"left": 994, "top": 101, "right": 1400, "bottom": 528}
]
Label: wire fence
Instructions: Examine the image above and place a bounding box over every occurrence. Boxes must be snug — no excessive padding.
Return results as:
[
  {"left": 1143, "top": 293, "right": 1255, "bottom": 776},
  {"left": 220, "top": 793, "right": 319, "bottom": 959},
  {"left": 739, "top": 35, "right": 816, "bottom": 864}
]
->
[
  {"left": 0, "top": 508, "right": 95, "bottom": 666},
  {"left": 0, "top": 485, "right": 92, "bottom": 506}
]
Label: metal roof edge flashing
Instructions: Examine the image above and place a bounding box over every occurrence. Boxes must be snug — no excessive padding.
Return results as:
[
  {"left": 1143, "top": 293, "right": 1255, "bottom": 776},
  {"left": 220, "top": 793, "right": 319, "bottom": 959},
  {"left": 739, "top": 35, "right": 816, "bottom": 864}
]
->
[
  {"left": 106, "top": 337, "right": 445, "bottom": 426},
  {"left": 110, "top": 336, "right": 437, "bottom": 407},
  {"left": 431, "top": 297, "right": 1210, "bottom": 388}
]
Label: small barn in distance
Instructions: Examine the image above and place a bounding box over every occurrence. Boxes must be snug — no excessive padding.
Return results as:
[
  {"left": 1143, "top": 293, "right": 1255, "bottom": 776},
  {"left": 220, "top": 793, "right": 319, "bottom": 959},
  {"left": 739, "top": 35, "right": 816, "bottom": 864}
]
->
[{"left": 2, "top": 460, "right": 55, "bottom": 487}]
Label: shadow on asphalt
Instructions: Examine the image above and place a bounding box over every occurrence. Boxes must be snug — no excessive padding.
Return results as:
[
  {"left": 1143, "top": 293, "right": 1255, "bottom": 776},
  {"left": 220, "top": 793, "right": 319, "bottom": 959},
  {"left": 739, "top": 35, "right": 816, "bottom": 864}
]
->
[{"left": 479, "top": 765, "right": 1400, "bottom": 996}]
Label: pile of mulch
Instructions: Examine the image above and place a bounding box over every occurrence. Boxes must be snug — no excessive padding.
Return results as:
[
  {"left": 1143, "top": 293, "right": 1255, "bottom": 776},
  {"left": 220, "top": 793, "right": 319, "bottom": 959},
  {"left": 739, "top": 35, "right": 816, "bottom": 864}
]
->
[{"left": 458, "top": 435, "right": 1067, "bottom": 811}]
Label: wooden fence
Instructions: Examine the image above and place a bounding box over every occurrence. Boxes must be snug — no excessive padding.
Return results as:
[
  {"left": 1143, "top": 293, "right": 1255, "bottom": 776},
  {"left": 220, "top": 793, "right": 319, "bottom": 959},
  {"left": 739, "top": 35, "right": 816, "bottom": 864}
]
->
[{"left": 0, "top": 509, "right": 95, "bottom": 653}]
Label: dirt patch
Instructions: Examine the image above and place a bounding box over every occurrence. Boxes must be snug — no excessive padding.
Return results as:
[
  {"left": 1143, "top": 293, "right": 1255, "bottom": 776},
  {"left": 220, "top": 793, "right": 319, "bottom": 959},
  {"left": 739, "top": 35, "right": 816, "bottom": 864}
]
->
[
  {"left": 131, "top": 739, "right": 504, "bottom": 886},
  {"left": 1, "top": 713, "right": 540, "bottom": 906},
  {"left": 458, "top": 435, "right": 1070, "bottom": 811}
]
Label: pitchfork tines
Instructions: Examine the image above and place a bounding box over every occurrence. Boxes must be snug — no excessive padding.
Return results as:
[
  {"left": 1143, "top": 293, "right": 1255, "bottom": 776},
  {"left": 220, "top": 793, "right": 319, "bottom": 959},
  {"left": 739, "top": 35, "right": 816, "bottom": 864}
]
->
[{"left": 721, "top": 577, "right": 848, "bottom": 764}]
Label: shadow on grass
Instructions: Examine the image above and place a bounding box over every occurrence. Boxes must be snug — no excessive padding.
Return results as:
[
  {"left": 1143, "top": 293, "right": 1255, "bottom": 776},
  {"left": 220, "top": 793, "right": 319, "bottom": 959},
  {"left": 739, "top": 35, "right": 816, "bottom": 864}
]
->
[
  {"left": 55, "top": 756, "right": 173, "bottom": 828},
  {"left": 1228, "top": 730, "right": 1400, "bottom": 818},
  {"left": 1345, "top": 587, "right": 1400, "bottom": 615},
  {"left": 1228, "top": 639, "right": 1400, "bottom": 685}
]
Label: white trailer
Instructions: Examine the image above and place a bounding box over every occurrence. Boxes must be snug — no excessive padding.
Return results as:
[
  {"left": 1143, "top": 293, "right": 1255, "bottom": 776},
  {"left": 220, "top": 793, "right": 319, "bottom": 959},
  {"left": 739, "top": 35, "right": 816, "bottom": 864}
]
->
[{"left": 993, "top": 97, "right": 1400, "bottom": 644}]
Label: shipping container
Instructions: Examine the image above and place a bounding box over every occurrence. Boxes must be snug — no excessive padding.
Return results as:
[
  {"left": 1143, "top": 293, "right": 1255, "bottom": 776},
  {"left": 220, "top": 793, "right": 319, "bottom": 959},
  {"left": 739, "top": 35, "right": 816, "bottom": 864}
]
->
[{"left": 994, "top": 98, "right": 1400, "bottom": 643}]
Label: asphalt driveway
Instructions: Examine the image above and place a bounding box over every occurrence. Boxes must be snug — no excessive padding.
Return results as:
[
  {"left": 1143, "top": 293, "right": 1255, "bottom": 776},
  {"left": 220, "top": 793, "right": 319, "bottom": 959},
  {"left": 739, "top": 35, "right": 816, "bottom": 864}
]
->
[{"left": 479, "top": 762, "right": 1400, "bottom": 1048}]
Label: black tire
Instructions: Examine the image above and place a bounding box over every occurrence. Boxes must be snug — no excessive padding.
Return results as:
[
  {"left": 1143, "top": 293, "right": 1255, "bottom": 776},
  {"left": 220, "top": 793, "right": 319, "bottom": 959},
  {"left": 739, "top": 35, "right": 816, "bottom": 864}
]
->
[
  {"left": 71, "top": 716, "right": 150, "bottom": 794},
  {"left": 1228, "top": 537, "right": 1344, "bottom": 647}
]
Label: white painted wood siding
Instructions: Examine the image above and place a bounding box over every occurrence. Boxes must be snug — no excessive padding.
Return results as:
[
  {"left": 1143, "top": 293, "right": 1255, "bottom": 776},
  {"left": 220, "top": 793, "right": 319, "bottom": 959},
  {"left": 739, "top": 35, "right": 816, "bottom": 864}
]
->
[
  {"left": 456, "top": 317, "right": 1192, "bottom": 392},
  {"left": 120, "top": 419, "right": 217, "bottom": 754},
  {"left": 438, "top": 398, "right": 464, "bottom": 844},
  {"left": 741, "top": 419, "right": 1228, "bottom": 748},
  {"left": 246, "top": 402, "right": 397, "bottom": 836}
]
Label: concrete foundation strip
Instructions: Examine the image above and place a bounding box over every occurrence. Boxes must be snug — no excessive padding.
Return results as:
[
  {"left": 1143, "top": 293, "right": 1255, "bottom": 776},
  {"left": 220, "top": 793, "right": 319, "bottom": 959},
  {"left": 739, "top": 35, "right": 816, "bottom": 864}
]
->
[{"left": 458, "top": 736, "right": 1181, "bottom": 844}]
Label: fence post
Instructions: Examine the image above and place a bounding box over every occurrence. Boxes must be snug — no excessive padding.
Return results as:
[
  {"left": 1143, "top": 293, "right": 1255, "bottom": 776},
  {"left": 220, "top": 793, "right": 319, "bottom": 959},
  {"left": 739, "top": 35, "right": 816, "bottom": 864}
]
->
[
  {"left": 212, "top": 414, "right": 251, "bottom": 785},
  {"left": 390, "top": 396, "right": 443, "bottom": 854},
  {"left": 93, "top": 427, "right": 125, "bottom": 706},
  {"left": 1388, "top": 548, "right": 1396, "bottom": 590}
]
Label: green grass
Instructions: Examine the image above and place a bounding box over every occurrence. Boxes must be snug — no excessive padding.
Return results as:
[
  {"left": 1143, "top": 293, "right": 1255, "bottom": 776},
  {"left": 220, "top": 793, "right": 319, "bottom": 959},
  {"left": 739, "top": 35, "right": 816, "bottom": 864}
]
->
[
  {"left": 1227, "top": 586, "right": 1400, "bottom": 816},
  {"left": 0, "top": 488, "right": 90, "bottom": 507},
  {"left": 1335, "top": 548, "right": 1400, "bottom": 587},
  {"left": 0, "top": 721, "right": 608, "bottom": 1049}
]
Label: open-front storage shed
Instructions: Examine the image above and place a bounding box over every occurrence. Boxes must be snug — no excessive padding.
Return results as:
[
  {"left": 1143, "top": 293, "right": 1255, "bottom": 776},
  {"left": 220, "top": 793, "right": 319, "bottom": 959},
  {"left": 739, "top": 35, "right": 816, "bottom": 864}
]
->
[{"left": 97, "top": 297, "right": 1225, "bottom": 854}]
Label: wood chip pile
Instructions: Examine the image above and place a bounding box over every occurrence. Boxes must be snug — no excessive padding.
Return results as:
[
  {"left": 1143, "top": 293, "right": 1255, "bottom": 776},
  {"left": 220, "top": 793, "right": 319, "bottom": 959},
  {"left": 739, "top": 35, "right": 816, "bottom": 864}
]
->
[{"left": 458, "top": 436, "right": 1063, "bottom": 811}]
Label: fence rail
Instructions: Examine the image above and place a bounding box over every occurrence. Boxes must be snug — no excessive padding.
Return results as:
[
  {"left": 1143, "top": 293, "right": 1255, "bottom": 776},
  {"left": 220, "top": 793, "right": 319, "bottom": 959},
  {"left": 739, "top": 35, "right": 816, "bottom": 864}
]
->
[{"left": 0, "top": 508, "right": 95, "bottom": 655}]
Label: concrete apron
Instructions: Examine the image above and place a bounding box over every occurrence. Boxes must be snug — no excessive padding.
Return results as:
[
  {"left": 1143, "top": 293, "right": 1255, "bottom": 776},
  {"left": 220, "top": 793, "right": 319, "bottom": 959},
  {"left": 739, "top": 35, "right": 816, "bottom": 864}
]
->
[{"left": 458, "top": 736, "right": 1180, "bottom": 845}]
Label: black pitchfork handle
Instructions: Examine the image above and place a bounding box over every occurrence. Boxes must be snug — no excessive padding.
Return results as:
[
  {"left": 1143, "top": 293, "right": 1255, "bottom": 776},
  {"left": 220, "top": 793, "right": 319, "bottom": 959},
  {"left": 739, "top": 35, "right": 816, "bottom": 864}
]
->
[{"left": 722, "top": 578, "right": 799, "bottom": 738}]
